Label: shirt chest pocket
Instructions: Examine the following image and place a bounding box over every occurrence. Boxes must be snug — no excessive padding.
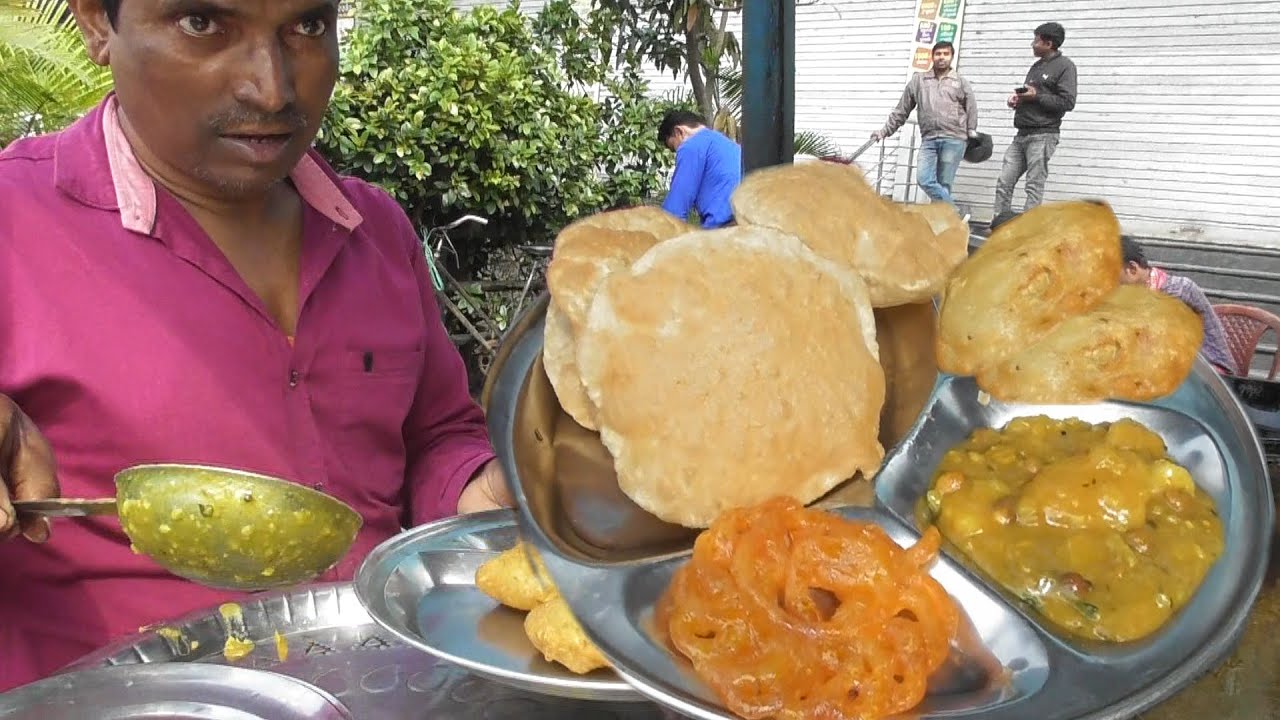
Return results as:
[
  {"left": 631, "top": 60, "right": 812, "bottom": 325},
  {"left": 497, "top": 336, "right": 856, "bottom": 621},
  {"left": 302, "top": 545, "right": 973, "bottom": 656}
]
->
[{"left": 319, "top": 348, "right": 424, "bottom": 479}]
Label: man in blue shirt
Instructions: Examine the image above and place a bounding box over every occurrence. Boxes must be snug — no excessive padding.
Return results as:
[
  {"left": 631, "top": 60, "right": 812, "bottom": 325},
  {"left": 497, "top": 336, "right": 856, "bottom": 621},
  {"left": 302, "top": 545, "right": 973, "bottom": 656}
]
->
[{"left": 658, "top": 111, "right": 742, "bottom": 228}]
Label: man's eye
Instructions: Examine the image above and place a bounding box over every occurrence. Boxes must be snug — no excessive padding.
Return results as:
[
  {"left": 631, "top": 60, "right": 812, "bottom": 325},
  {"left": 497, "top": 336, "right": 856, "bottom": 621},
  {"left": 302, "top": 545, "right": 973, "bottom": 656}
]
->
[
  {"left": 177, "top": 14, "right": 219, "bottom": 36},
  {"left": 295, "top": 18, "right": 327, "bottom": 37}
]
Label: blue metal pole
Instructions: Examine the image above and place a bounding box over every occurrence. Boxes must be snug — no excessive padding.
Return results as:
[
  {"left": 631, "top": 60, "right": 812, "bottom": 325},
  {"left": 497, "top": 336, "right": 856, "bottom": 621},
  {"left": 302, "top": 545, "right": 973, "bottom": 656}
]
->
[{"left": 741, "top": 0, "right": 795, "bottom": 172}]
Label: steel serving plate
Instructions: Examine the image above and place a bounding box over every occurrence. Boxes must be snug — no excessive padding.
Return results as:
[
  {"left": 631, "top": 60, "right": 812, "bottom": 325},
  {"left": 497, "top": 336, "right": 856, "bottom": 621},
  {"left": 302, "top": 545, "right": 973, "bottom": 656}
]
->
[
  {"left": 484, "top": 294, "right": 1275, "bottom": 720},
  {"left": 66, "top": 583, "right": 668, "bottom": 719},
  {"left": 0, "top": 663, "right": 352, "bottom": 720},
  {"left": 354, "top": 511, "right": 645, "bottom": 702}
]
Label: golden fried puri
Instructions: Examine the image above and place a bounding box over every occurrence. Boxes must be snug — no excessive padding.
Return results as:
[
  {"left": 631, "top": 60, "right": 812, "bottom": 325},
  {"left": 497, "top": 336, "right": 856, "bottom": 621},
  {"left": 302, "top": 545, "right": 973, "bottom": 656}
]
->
[
  {"left": 541, "top": 302, "right": 591, "bottom": 427},
  {"left": 936, "top": 201, "right": 1123, "bottom": 376},
  {"left": 474, "top": 542, "right": 557, "bottom": 611},
  {"left": 571, "top": 205, "right": 690, "bottom": 239},
  {"left": 543, "top": 209, "right": 690, "bottom": 430},
  {"left": 730, "top": 162, "right": 969, "bottom": 307},
  {"left": 977, "top": 285, "right": 1204, "bottom": 404},
  {"left": 575, "top": 226, "right": 886, "bottom": 528},
  {"left": 524, "top": 596, "right": 611, "bottom": 674}
]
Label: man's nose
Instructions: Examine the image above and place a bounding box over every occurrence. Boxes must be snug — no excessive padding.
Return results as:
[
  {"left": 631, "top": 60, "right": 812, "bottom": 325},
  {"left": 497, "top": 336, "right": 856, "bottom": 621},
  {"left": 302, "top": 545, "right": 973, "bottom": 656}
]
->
[{"left": 233, "top": 37, "right": 296, "bottom": 113}]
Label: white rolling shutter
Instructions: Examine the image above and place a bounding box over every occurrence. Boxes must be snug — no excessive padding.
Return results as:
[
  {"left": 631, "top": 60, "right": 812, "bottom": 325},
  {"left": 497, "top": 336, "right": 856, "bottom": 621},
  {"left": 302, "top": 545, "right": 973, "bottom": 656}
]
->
[{"left": 951, "top": 0, "right": 1280, "bottom": 246}]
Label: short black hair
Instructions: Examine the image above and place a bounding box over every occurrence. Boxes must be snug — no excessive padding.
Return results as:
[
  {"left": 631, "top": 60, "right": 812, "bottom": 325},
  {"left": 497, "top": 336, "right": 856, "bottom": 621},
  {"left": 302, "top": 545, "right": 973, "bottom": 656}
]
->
[
  {"left": 1035, "top": 22, "right": 1066, "bottom": 49},
  {"left": 932, "top": 41, "right": 954, "bottom": 54},
  {"left": 658, "top": 110, "right": 706, "bottom": 144},
  {"left": 103, "top": 0, "right": 121, "bottom": 27},
  {"left": 1121, "top": 235, "right": 1149, "bottom": 268}
]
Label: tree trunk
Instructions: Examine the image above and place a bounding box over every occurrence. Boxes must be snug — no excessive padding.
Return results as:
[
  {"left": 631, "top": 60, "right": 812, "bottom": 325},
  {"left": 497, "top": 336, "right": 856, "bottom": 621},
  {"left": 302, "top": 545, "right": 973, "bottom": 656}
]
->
[
  {"left": 704, "top": 8, "right": 731, "bottom": 112},
  {"left": 684, "top": 26, "right": 713, "bottom": 119}
]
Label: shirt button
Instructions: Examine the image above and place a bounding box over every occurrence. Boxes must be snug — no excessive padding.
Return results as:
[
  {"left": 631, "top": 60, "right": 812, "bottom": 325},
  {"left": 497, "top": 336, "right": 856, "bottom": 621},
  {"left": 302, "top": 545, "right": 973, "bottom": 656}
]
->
[{"left": 288, "top": 370, "right": 300, "bottom": 388}]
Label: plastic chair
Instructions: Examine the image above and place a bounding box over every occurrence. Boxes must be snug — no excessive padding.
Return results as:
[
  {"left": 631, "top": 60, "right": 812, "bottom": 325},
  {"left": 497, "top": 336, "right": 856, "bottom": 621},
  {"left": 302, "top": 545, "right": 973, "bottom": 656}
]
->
[{"left": 1215, "top": 304, "right": 1280, "bottom": 380}]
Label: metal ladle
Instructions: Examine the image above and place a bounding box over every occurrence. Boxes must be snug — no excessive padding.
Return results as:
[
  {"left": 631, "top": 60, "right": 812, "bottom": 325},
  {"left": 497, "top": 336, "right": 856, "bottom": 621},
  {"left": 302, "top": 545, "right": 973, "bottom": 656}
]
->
[{"left": 13, "top": 464, "right": 362, "bottom": 591}]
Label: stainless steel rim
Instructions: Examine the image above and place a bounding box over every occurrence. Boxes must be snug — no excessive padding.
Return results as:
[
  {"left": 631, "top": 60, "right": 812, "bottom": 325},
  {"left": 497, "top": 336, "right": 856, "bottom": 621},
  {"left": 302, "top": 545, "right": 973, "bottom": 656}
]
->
[{"left": 353, "top": 510, "right": 644, "bottom": 702}]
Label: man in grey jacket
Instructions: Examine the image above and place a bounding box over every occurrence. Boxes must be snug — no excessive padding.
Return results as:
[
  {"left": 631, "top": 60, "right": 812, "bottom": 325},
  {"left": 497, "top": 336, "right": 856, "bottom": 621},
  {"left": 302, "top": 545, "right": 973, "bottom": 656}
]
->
[
  {"left": 992, "top": 22, "right": 1078, "bottom": 225},
  {"left": 872, "top": 41, "right": 978, "bottom": 208}
]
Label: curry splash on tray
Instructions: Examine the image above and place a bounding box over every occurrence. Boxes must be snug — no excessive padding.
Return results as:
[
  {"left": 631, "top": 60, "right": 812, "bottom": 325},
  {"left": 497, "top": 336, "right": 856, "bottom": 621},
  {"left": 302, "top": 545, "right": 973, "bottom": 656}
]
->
[{"left": 919, "top": 415, "right": 1224, "bottom": 642}]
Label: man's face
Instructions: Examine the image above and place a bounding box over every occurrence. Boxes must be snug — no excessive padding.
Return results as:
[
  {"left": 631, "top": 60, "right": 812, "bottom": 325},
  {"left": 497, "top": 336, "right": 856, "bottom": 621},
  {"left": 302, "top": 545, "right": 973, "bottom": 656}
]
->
[
  {"left": 1032, "top": 35, "right": 1054, "bottom": 58},
  {"left": 932, "top": 47, "right": 953, "bottom": 73},
  {"left": 73, "top": 0, "right": 340, "bottom": 199}
]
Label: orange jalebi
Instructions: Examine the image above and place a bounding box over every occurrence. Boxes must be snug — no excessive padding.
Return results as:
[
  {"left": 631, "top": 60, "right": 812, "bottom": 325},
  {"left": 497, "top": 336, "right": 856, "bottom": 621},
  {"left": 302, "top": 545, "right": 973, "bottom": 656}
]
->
[{"left": 660, "top": 496, "right": 959, "bottom": 720}]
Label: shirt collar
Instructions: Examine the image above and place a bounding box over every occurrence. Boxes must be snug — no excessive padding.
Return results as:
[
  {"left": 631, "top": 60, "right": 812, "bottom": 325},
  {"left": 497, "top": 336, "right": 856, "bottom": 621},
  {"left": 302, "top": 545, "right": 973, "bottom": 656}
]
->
[
  {"left": 56, "top": 95, "right": 362, "bottom": 235},
  {"left": 1148, "top": 266, "right": 1169, "bottom": 291}
]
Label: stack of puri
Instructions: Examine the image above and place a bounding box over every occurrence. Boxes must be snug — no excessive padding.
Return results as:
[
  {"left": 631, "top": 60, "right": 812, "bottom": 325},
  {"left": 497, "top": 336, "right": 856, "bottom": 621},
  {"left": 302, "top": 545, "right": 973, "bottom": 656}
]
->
[
  {"left": 542, "top": 163, "right": 970, "bottom": 529},
  {"left": 935, "top": 201, "right": 1203, "bottom": 404}
]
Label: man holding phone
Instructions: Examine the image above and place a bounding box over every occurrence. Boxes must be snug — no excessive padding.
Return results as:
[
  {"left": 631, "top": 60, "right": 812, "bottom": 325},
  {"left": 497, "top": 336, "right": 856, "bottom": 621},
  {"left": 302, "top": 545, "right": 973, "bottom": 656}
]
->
[{"left": 991, "top": 22, "right": 1077, "bottom": 226}]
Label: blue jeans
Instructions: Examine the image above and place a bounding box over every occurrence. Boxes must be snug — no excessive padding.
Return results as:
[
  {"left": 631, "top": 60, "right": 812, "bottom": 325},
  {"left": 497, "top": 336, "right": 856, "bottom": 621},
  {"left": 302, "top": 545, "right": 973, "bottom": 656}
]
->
[{"left": 917, "top": 137, "right": 967, "bottom": 206}]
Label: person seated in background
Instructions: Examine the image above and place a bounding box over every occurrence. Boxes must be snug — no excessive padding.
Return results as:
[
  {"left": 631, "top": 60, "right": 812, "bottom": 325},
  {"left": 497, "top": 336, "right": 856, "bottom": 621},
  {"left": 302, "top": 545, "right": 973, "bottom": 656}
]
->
[
  {"left": 658, "top": 110, "right": 742, "bottom": 229},
  {"left": 1121, "top": 237, "right": 1239, "bottom": 376}
]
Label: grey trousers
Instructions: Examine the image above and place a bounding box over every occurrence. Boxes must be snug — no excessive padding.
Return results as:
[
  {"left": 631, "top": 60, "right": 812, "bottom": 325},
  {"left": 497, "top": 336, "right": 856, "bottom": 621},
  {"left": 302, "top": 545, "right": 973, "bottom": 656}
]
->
[{"left": 993, "top": 132, "right": 1060, "bottom": 216}]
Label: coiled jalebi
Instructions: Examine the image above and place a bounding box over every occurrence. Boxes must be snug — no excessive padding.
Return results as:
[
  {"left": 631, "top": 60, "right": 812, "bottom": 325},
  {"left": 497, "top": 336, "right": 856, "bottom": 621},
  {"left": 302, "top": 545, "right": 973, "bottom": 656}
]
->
[{"left": 659, "top": 496, "right": 959, "bottom": 720}]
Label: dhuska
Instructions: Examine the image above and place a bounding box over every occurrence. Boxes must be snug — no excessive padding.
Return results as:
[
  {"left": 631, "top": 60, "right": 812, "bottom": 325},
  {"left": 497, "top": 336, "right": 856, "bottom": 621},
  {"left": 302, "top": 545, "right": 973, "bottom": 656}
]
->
[
  {"left": 935, "top": 201, "right": 1122, "bottom": 376},
  {"left": 978, "top": 285, "right": 1203, "bottom": 404}
]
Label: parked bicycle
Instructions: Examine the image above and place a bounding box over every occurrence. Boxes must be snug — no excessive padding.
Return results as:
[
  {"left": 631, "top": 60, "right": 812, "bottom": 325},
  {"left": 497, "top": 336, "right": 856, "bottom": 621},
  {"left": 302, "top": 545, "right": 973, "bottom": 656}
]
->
[{"left": 422, "top": 215, "right": 551, "bottom": 391}]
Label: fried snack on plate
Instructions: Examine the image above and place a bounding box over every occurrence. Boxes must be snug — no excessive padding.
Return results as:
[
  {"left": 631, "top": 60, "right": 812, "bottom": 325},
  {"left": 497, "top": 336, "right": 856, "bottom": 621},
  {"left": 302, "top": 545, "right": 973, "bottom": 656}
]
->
[
  {"left": 730, "top": 161, "right": 968, "bottom": 307},
  {"left": 576, "top": 227, "right": 885, "bottom": 528},
  {"left": 475, "top": 542, "right": 557, "bottom": 611},
  {"left": 525, "top": 596, "right": 612, "bottom": 674},
  {"left": 936, "top": 201, "right": 1122, "bottom": 376},
  {"left": 543, "top": 209, "right": 690, "bottom": 430},
  {"left": 660, "top": 496, "right": 959, "bottom": 720},
  {"left": 978, "top": 285, "right": 1203, "bottom": 404}
]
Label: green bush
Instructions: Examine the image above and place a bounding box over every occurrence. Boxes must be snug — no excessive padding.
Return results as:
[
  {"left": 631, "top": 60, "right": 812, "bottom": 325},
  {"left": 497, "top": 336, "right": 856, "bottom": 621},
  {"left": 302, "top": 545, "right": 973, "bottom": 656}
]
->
[{"left": 317, "top": 0, "right": 684, "bottom": 250}]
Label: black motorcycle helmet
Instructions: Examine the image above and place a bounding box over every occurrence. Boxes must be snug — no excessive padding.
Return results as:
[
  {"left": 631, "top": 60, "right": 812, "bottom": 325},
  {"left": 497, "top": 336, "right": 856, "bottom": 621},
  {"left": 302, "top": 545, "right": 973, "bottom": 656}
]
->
[{"left": 965, "top": 132, "right": 993, "bottom": 163}]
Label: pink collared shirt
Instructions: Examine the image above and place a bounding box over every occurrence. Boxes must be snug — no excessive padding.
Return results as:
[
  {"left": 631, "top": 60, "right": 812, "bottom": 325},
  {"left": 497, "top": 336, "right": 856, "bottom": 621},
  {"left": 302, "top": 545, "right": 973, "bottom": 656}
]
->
[{"left": 0, "top": 97, "right": 494, "bottom": 690}]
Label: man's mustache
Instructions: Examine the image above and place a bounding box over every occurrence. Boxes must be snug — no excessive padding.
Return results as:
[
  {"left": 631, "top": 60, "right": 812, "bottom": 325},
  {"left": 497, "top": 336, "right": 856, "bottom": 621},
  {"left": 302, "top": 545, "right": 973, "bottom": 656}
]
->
[{"left": 209, "top": 106, "right": 309, "bottom": 134}]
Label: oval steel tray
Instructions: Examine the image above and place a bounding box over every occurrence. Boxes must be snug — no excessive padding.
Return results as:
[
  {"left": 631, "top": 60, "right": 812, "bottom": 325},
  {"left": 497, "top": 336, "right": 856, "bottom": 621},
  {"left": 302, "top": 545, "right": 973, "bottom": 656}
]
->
[
  {"left": 484, "top": 295, "right": 1275, "bottom": 720},
  {"left": 66, "top": 583, "right": 663, "bottom": 719},
  {"left": 0, "top": 663, "right": 352, "bottom": 720},
  {"left": 354, "top": 511, "right": 645, "bottom": 703}
]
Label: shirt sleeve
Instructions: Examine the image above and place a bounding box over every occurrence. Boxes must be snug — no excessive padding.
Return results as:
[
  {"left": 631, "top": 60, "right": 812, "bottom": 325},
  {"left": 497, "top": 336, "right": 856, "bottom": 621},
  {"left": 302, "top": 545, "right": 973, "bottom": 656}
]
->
[
  {"left": 881, "top": 75, "right": 919, "bottom": 138},
  {"left": 1036, "top": 61, "right": 1078, "bottom": 114},
  {"left": 398, "top": 209, "right": 497, "bottom": 526},
  {"left": 1165, "top": 276, "right": 1215, "bottom": 320},
  {"left": 962, "top": 77, "right": 979, "bottom": 134},
  {"left": 661, "top": 141, "right": 705, "bottom": 222}
]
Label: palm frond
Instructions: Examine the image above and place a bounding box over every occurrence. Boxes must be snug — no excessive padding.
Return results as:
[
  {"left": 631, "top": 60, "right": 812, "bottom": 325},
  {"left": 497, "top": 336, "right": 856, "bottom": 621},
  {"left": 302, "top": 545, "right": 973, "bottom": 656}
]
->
[
  {"left": 793, "top": 130, "right": 840, "bottom": 158},
  {"left": 0, "top": 0, "right": 112, "bottom": 145},
  {"left": 716, "top": 66, "right": 742, "bottom": 115}
]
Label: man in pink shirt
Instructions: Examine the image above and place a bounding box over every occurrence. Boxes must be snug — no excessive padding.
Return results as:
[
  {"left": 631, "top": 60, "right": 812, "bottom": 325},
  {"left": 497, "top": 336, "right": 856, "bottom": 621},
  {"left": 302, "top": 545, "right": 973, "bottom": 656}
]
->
[{"left": 0, "top": 0, "right": 512, "bottom": 690}]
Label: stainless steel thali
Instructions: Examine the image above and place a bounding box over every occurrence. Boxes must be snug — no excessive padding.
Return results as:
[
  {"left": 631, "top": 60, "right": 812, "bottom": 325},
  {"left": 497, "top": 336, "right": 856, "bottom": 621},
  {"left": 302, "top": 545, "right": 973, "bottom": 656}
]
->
[
  {"left": 354, "top": 511, "right": 645, "bottom": 702},
  {"left": 0, "top": 663, "right": 352, "bottom": 720},
  {"left": 65, "top": 583, "right": 664, "bottom": 719},
  {"left": 483, "top": 293, "right": 1275, "bottom": 720}
]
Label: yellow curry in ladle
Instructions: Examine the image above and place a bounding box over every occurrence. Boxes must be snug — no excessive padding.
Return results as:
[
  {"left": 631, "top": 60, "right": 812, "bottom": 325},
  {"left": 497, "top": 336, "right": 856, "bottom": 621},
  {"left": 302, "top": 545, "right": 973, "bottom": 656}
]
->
[{"left": 919, "top": 415, "right": 1224, "bottom": 642}]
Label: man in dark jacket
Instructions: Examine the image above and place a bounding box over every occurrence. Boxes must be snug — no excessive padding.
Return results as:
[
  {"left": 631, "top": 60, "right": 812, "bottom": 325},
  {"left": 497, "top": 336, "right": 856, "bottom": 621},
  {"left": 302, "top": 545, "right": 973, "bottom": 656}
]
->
[{"left": 992, "top": 22, "right": 1078, "bottom": 225}]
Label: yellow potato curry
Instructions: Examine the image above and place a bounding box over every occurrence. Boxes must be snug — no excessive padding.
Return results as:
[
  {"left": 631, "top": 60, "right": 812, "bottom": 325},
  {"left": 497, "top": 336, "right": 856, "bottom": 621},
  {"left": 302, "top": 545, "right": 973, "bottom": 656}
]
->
[{"left": 920, "top": 415, "right": 1223, "bottom": 642}]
